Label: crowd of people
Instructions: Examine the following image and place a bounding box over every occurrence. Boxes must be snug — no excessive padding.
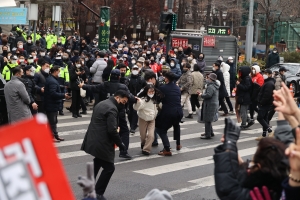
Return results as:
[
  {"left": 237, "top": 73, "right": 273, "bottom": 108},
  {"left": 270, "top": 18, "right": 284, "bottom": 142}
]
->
[{"left": 1, "top": 27, "right": 300, "bottom": 200}]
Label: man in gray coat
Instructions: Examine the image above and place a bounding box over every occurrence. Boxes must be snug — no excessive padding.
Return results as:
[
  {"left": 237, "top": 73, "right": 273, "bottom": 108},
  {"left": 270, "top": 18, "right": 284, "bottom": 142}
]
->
[
  {"left": 4, "top": 66, "right": 32, "bottom": 123},
  {"left": 81, "top": 90, "right": 127, "bottom": 200}
]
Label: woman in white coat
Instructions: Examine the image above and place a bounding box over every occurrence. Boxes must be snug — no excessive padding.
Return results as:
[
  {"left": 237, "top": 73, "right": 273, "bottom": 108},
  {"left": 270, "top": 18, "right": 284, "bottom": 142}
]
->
[{"left": 221, "top": 62, "right": 234, "bottom": 114}]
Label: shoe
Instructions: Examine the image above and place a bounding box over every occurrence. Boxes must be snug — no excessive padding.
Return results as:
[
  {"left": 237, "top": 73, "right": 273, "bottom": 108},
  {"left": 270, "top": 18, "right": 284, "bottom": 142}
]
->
[
  {"left": 267, "top": 128, "right": 272, "bottom": 133},
  {"left": 180, "top": 120, "right": 185, "bottom": 123},
  {"left": 176, "top": 145, "right": 182, "bottom": 150},
  {"left": 59, "top": 111, "right": 64, "bottom": 115},
  {"left": 141, "top": 144, "right": 144, "bottom": 149},
  {"left": 130, "top": 129, "right": 135, "bottom": 133},
  {"left": 152, "top": 143, "right": 158, "bottom": 147},
  {"left": 80, "top": 110, "right": 87, "bottom": 114},
  {"left": 192, "top": 111, "right": 197, "bottom": 115},
  {"left": 262, "top": 132, "right": 267, "bottom": 137},
  {"left": 77, "top": 113, "right": 82, "bottom": 117},
  {"left": 66, "top": 107, "right": 70, "bottom": 111},
  {"left": 245, "top": 120, "right": 255, "bottom": 128},
  {"left": 96, "top": 194, "right": 107, "bottom": 200},
  {"left": 185, "top": 114, "right": 193, "bottom": 119},
  {"left": 53, "top": 138, "right": 60, "bottom": 143},
  {"left": 229, "top": 111, "right": 235, "bottom": 115},
  {"left": 201, "top": 133, "right": 214, "bottom": 137},
  {"left": 72, "top": 114, "right": 78, "bottom": 118},
  {"left": 119, "top": 153, "right": 132, "bottom": 159},
  {"left": 142, "top": 150, "right": 150, "bottom": 155},
  {"left": 221, "top": 113, "right": 229, "bottom": 117},
  {"left": 200, "top": 136, "right": 211, "bottom": 139},
  {"left": 158, "top": 149, "right": 172, "bottom": 156},
  {"left": 240, "top": 125, "right": 248, "bottom": 130},
  {"left": 219, "top": 108, "right": 223, "bottom": 111},
  {"left": 55, "top": 136, "right": 65, "bottom": 141}
]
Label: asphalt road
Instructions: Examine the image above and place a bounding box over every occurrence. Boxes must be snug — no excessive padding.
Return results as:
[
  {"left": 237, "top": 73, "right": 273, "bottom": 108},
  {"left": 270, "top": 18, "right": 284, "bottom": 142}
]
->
[{"left": 57, "top": 100, "right": 277, "bottom": 200}]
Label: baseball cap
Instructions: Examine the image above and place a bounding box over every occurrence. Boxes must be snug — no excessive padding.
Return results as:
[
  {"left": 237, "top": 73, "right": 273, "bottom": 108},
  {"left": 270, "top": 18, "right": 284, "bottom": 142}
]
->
[
  {"left": 279, "top": 66, "right": 289, "bottom": 72},
  {"left": 110, "top": 69, "right": 120, "bottom": 76}
]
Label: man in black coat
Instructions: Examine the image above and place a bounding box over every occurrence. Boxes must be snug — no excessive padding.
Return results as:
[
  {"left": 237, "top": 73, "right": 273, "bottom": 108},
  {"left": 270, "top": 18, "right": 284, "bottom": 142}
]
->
[
  {"left": 79, "top": 69, "right": 135, "bottom": 159},
  {"left": 257, "top": 69, "right": 275, "bottom": 138},
  {"left": 81, "top": 90, "right": 127, "bottom": 200},
  {"left": 266, "top": 48, "right": 280, "bottom": 68},
  {"left": 212, "top": 62, "right": 229, "bottom": 116}
]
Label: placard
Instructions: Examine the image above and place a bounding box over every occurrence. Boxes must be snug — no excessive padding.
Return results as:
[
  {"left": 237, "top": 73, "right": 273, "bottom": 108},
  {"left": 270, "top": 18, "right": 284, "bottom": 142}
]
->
[
  {"left": 0, "top": 114, "right": 75, "bottom": 200},
  {"left": 172, "top": 38, "right": 188, "bottom": 48},
  {"left": 203, "top": 36, "right": 215, "bottom": 47}
]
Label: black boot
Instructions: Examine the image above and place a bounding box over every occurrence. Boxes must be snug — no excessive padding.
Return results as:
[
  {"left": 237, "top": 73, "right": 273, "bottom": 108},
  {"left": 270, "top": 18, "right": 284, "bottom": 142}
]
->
[
  {"left": 185, "top": 114, "right": 193, "bottom": 119},
  {"left": 72, "top": 113, "right": 78, "bottom": 118},
  {"left": 59, "top": 111, "right": 64, "bottom": 115}
]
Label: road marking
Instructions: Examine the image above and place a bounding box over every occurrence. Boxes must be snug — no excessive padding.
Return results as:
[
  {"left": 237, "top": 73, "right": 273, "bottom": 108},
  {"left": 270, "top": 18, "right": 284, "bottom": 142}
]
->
[
  {"left": 133, "top": 147, "right": 256, "bottom": 176},
  {"left": 59, "top": 129, "right": 87, "bottom": 136},
  {"left": 58, "top": 114, "right": 92, "bottom": 120}
]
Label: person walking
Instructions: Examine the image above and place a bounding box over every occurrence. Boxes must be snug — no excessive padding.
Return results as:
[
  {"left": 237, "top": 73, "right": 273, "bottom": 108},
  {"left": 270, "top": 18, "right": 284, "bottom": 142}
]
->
[
  {"left": 190, "top": 64, "right": 203, "bottom": 114},
  {"left": 226, "top": 56, "right": 236, "bottom": 95},
  {"left": 176, "top": 63, "right": 193, "bottom": 119},
  {"left": 23, "top": 65, "right": 38, "bottom": 115},
  {"left": 256, "top": 69, "right": 275, "bottom": 139},
  {"left": 199, "top": 73, "right": 219, "bottom": 139},
  {"left": 44, "top": 66, "right": 70, "bottom": 142},
  {"left": 134, "top": 84, "right": 162, "bottom": 155},
  {"left": 221, "top": 62, "right": 234, "bottom": 114},
  {"left": 80, "top": 90, "right": 127, "bottom": 200},
  {"left": 4, "top": 66, "right": 32, "bottom": 123},
  {"left": 155, "top": 72, "right": 183, "bottom": 156}
]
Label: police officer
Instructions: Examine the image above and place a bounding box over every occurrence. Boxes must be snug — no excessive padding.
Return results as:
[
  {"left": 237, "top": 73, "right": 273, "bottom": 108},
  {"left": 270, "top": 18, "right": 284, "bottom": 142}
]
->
[
  {"left": 79, "top": 69, "right": 136, "bottom": 159},
  {"left": 2, "top": 55, "right": 18, "bottom": 81}
]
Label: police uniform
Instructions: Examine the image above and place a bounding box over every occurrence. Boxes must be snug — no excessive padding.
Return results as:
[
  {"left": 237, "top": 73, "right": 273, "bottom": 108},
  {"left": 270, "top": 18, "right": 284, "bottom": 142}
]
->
[{"left": 2, "top": 61, "right": 18, "bottom": 81}]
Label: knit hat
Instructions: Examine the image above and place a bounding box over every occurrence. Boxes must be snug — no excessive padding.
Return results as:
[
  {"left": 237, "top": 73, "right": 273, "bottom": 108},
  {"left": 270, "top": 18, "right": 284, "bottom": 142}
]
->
[
  {"left": 137, "top": 57, "right": 145, "bottom": 63},
  {"left": 143, "top": 189, "right": 173, "bottom": 200},
  {"left": 209, "top": 73, "right": 217, "bottom": 81}
]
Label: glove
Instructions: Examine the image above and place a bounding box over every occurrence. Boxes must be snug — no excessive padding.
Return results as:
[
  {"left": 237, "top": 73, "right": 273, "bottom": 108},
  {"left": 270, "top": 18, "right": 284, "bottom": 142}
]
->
[
  {"left": 223, "top": 118, "right": 240, "bottom": 152},
  {"left": 250, "top": 186, "right": 271, "bottom": 200},
  {"left": 119, "top": 143, "right": 126, "bottom": 151},
  {"left": 77, "top": 162, "right": 96, "bottom": 199}
]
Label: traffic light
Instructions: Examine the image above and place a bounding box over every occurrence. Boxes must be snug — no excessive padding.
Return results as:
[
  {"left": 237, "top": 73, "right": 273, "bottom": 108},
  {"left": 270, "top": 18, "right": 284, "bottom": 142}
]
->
[{"left": 159, "top": 12, "right": 177, "bottom": 33}]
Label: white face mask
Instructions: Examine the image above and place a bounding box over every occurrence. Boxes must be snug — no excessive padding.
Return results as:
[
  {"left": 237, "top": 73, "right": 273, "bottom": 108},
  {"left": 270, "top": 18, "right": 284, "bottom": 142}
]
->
[
  {"left": 148, "top": 94, "right": 154, "bottom": 98},
  {"left": 41, "top": 52, "right": 45, "bottom": 56},
  {"left": 118, "top": 48, "right": 122, "bottom": 51},
  {"left": 132, "top": 60, "right": 136, "bottom": 64},
  {"left": 273, "top": 51, "right": 277, "bottom": 53},
  {"left": 67, "top": 49, "right": 71, "bottom": 53},
  {"left": 85, "top": 57, "right": 88, "bottom": 61},
  {"left": 212, "top": 67, "right": 216, "bottom": 71},
  {"left": 252, "top": 70, "right": 256, "bottom": 74},
  {"left": 76, "top": 64, "right": 81, "bottom": 68},
  {"left": 229, "top": 60, "right": 233, "bottom": 63},
  {"left": 161, "top": 59, "right": 165, "bottom": 63},
  {"left": 19, "top": 59, "right": 24, "bottom": 62},
  {"left": 11, "top": 60, "right": 16, "bottom": 64},
  {"left": 58, "top": 73, "right": 61, "bottom": 77},
  {"left": 142, "top": 54, "right": 146, "bottom": 57},
  {"left": 263, "top": 74, "right": 268, "bottom": 79},
  {"left": 134, "top": 45, "right": 138, "bottom": 49},
  {"left": 146, "top": 81, "right": 153, "bottom": 85},
  {"left": 19, "top": 45, "right": 23, "bottom": 49},
  {"left": 30, "top": 71, "right": 35, "bottom": 76},
  {"left": 112, "top": 54, "right": 117, "bottom": 58},
  {"left": 28, "top": 59, "right": 33, "bottom": 63},
  {"left": 170, "top": 63, "right": 175, "bottom": 67},
  {"left": 132, "top": 70, "right": 139, "bottom": 75},
  {"left": 147, "top": 51, "right": 151, "bottom": 54},
  {"left": 27, "top": 40, "right": 32, "bottom": 43},
  {"left": 44, "top": 68, "right": 50, "bottom": 73}
]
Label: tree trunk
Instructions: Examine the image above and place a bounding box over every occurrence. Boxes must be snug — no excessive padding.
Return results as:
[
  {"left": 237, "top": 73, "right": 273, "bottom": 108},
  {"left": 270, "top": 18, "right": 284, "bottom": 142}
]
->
[
  {"left": 192, "top": 0, "right": 198, "bottom": 29},
  {"left": 132, "top": 0, "right": 137, "bottom": 41},
  {"left": 219, "top": 10, "right": 223, "bottom": 26},
  {"left": 205, "top": 0, "right": 212, "bottom": 28}
]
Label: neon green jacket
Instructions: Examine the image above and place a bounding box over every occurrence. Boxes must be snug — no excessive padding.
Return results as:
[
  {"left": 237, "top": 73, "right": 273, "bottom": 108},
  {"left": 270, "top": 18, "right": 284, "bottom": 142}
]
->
[{"left": 2, "top": 62, "right": 18, "bottom": 81}]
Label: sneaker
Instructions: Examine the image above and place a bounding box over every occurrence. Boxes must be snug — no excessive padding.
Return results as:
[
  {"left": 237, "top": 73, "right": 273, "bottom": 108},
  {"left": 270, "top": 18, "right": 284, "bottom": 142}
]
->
[
  {"left": 80, "top": 110, "right": 87, "bottom": 114},
  {"left": 119, "top": 153, "right": 132, "bottom": 159},
  {"left": 200, "top": 135, "right": 212, "bottom": 139},
  {"left": 240, "top": 125, "right": 248, "bottom": 130},
  {"left": 59, "top": 111, "right": 64, "bottom": 115},
  {"left": 158, "top": 149, "right": 172, "bottom": 156},
  {"left": 152, "top": 143, "right": 158, "bottom": 147},
  {"left": 245, "top": 120, "right": 255, "bottom": 128},
  {"left": 192, "top": 111, "right": 197, "bottom": 115},
  {"left": 130, "top": 129, "right": 135, "bottom": 134},
  {"left": 142, "top": 150, "right": 150, "bottom": 155},
  {"left": 185, "top": 114, "right": 193, "bottom": 119},
  {"left": 229, "top": 111, "right": 235, "bottom": 115},
  {"left": 201, "top": 133, "right": 214, "bottom": 137}
]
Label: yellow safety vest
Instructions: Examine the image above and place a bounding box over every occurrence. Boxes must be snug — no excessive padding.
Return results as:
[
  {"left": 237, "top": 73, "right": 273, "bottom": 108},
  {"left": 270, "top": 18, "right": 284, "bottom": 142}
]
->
[{"left": 1, "top": 63, "right": 18, "bottom": 81}]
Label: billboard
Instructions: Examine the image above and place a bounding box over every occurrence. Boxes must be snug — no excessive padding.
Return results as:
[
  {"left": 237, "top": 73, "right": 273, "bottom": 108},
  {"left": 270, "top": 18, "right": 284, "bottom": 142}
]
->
[{"left": 0, "top": 8, "right": 27, "bottom": 25}]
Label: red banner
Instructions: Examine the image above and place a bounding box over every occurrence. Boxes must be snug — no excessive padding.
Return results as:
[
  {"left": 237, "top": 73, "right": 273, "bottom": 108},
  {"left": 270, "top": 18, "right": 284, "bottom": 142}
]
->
[
  {"left": 172, "top": 38, "right": 188, "bottom": 48},
  {"left": 0, "top": 115, "right": 75, "bottom": 200},
  {"left": 203, "top": 36, "right": 216, "bottom": 47}
]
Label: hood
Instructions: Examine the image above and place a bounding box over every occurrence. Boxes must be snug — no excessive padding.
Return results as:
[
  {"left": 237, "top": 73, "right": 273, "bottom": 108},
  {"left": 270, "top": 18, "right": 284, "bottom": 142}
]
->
[
  {"left": 252, "top": 65, "right": 261, "bottom": 74},
  {"left": 208, "top": 80, "right": 220, "bottom": 89},
  {"left": 239, "top": 66, "right": 251, "bottom": 78},
  {"left": 221, "top": 62, "right": 230, "bottom": 73}
]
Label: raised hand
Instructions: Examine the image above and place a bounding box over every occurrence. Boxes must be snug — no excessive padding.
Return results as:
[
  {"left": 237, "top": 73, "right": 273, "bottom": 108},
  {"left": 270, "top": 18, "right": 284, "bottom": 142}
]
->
[
  {"left": 77, "top": 162, "right": 96, "bottom": 198},
  {"left": 250, "top": 186, "right": 271, "bottom": 200}
]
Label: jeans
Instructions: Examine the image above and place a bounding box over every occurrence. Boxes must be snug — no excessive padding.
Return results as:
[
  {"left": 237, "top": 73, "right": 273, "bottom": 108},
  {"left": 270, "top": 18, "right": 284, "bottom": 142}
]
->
[
  {"left": 46, "top": 111, "right": 58, "bottom": 137},
  {"left": 190, "top": 94, "right": 200, "bottom": 112},
  {"left": 219, "top": 98, "right": 228, "bottom": 114},
  {"left": 225, "top": 97, "right": 234, "bottom": 111},
  {"left": 119, "top": 112, "right": 129, "bottom": 154},
  {"left": 128, "top": 102, "right": 138, "bottom": 130},
  {"left": 240, "top": 105, "right": 250, "bottom": 126},
  {"left": 93, "top": 157, "right": 115, "bottom": 195},
  {"left": 257, "top": 105, "right": 270, "bottom": 131}
]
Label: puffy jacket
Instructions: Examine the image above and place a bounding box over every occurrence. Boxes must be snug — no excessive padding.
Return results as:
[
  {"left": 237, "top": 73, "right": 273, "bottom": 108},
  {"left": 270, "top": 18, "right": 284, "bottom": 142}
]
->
[
  {"left": 274, "top": 74, "right": 285, "bottom": 90},
  {"left": 23, "top": 75, "right": 36, "bottom": 104},
  {"left": 221, "top": 62, "right": 230, "bottom": 97},
  {"left": 90, "top": 58, "right": 107, "bottom": 83},
  {"left": 267, "top": 52, "right": 280, "bottom": 68},
  {"left": 44, "top": 75, "right": 65, "bottom": 112},
  {"left": 133, "top": 98, "right": 158, "bottom": 121},
  {"left": 213, "top": 68, "right": 228, "bottom": 99},
  {"left": 169, "top": 58, "right": 182, "bottom": 81},
  {"left": 128, "top": 74, "right": 146, "bottom": 96},
  {"left": 251, "top": 65, "right": 264, "bottom": 86},
  {"left": 257, "top": 77, "right": 275, "bottom": 106},
  {"left": 196, "top": 58, "right": 206, "bottom": 73},
  {"left": 190, "top": 71, "right": 204, "bottom": 94},
  {"left": 236, "top": 66, "right": 252, "bottom": 105}
]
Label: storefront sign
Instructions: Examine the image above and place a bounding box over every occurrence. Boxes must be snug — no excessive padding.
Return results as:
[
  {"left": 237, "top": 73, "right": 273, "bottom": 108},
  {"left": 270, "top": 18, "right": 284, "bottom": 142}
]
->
[
  {"left": 207, "top": 26, "right": 231, "bottom": 36},
  {"left": 203, "top": 36, "right": 216, "bottom": 47},
  {"left": 172, "top": 38, "right": 188, "bottom": 48}
]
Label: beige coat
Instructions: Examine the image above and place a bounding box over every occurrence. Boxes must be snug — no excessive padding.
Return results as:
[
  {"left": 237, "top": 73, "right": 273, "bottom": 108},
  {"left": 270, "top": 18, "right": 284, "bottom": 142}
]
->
[
  {"left": 133, "top": 98, "right": 158, "bottom": 121},
  {"left": 190, "top": 71, "right": 204, "bottom": 94}
]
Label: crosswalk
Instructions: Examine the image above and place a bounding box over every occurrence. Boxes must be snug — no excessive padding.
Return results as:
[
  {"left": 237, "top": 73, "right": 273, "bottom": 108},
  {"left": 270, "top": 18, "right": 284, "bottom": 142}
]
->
[{"left": 56, "top": 109, "right": 278, "bottom": 200}]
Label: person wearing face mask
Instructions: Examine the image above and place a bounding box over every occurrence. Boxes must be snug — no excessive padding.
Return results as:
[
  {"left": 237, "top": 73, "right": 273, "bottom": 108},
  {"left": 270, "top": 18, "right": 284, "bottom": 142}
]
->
[
  {"left": 169, "top": 58, "right": 182, "bottom": 82},
  {"left": 80, "top": 39, "right": 90, "bottom": 55},
  {"left": 16, "top": 41, "right": 28, "bottom": 58},
  {"left": 134, "top": 85, "right": 163, "bottom": 155},
  {"left": 256, "top": 69, "right": 275, "bottom": 139},
  {"left": 80, "top": 90, "right": 128, "bottom": 200},
  {"left": 40, "top": 33, "right": 47, "bottom": 49},
  {"left": 116, "top": 64, "right": 129, "bottom": 86},
  {"left": 128, "top": 65, "right": 147, "bottom": 134},
  {"left": 23, "top": 65, "right": 38, "bottom": 115},
  {"left": 226, "top": 56, "right": 237, "bottom": 94},
  {"left": 79, "top": 69, "right": 136, "bottom": 159},
  {"left": 176, "top": 47, "right": 185, "bottom": 64},
  {"left": 149, "top": 56, "right": 161, "bottom": 77},
  {"left": 34, "top": 60, "right": 50, "bottom": 113},
  {"left": 129, "top": 57, "right": 137, "bottom": 69},
  {"left": 25, "top": 36, "right": 35, "bottom": 53},
  {"left": 266, "top": 48, "right": 280, "bottom": 68},
  {"left": 196, "top": 53, "right": 206, "bottom": 73},
  {"left": 44, "top": 66, "right": 71, "bottom": 142},
  {"left": 27, "top": 55, "right": 37, "bottom": 68},
  {"left": 2, "top": 55, "right": 18, "bottom": 81},
  {"left": 4, "top": 66, "right": 32, "bottom": 123}
]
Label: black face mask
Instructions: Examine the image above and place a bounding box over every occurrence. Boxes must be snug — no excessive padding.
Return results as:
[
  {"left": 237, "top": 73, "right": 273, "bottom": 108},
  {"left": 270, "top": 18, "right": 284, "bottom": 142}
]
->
[
  {"left": 117, "top": 103, "right": 125, "bottom": 110},
  {"left": 151, "top": 60, "right": 155, "bottom": 63},
  {"left": 178, "top": 51, "right": 182, "bottom": 54},
  {"left": 120, "top": 72, "right": 125, "bottom": 77}
]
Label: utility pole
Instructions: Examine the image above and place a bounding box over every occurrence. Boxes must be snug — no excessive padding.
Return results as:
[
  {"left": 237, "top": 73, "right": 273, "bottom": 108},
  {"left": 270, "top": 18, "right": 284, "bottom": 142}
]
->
[
  {"left": 166, "top": 0, "right": 174, "bottom": 53},
  {"left": 245, "top": 0, "right": 254, "bottom": 63}
]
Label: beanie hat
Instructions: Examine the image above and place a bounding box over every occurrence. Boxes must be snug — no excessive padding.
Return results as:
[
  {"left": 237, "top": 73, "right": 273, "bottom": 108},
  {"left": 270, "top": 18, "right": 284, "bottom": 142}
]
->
[{"left": 209, "top": 73, "right": 217, "bottom": 81}]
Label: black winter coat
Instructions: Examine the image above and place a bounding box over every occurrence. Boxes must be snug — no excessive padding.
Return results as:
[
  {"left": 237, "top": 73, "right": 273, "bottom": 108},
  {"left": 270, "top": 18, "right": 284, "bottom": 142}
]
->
[
  {"left": 34, "top": 70, "right": 48, "bottom": 101},
  {"left": 44, "top": 75, "right": 65, "bottom": 112},
  {"left": 213, "top": 69, "right": 228, "bottom": 99},
  {"left": 69, "top": 66, "right": 87, "bottom": 90},
  {"left": 23, "top": 75, "right": 36, "bottom": 104},
  {"left": 128, "top": 74, "right": 146, "bottom": 96},
  {"left": 267, "top": 52, "right": 280, "bottom": 68},
  {"left": 257, "top": 77, "right": 275, "bottom": 106},
  {"left": 81, "top": 97, "right": 123, "bottom": 163},
  {"left": 236, "top": 66, "right": 252, "bottom": 105}
]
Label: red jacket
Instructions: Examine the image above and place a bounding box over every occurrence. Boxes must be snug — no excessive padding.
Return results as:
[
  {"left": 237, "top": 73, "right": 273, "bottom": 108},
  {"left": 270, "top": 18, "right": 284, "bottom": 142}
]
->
[
  {"left": 252, "top": 73, "right": 264, "bottom": 86},
  {"left": 150, "top": 63, "right": 162, "bottom": 73}
]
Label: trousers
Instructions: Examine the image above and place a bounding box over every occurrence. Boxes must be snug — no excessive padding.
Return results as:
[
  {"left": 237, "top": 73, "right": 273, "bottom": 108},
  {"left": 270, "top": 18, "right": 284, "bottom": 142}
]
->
[
  {"left": 219, "top": 98, "right": 228, "bottom": 114},
  {"left": 181, "top": 92, "right": 192, "bottom": 114},
  {"left": 257, "top": 105, "right": 270, "bottom": 131},
  {"left": 128, "top": 102, "right": 138, "bottom": 130},
  {"left": 139, "top": 118, "right": 155, "bottom": 153},
  {"left": 119, "top": 112, "right": 129, "bottom": 154},
  {"left": 190, "top": 94, "right": 200, "bottom": 112},
  {"left": 46, "top": 111, "right": 58, "bottom": 137},
  {"left": 93, "top": 157, "right": 115, "bottom": 195}
]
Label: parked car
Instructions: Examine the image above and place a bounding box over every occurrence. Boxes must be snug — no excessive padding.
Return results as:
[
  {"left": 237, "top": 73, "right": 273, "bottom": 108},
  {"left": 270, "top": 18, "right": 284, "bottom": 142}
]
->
[{"left": 269, "top": 63, "right": 300, "bottom": 96}]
